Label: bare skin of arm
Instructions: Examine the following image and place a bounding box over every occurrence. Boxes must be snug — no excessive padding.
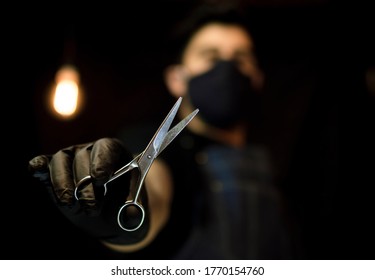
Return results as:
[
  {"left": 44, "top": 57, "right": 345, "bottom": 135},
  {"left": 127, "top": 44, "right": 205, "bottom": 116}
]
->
[{"left": 101, "top": 159, "right": 173, "bottom": 252}]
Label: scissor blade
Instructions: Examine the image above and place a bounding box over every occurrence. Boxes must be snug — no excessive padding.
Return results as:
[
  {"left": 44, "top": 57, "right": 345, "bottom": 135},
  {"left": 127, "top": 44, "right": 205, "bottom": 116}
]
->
[
  {"left": 136, "top": 97, "right": 182, "bottom": 171},
  {"left": 151, "top": 97, "right": 182, "bottom": 154},
  {"left": 157, "top": 108, "right": 199, "bottom": 156}
]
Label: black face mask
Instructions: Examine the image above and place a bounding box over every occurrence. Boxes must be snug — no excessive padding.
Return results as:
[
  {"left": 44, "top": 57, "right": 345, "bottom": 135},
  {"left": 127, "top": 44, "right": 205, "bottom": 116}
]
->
[{"left": 188, "top": 60, "right": 255, "bottom": 129}]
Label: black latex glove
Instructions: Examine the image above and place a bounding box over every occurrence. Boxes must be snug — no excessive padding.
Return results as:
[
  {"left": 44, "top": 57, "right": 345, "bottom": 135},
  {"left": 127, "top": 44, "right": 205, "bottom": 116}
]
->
[{"left": 28, "top": 137, "right": 149, "bottom": 245}]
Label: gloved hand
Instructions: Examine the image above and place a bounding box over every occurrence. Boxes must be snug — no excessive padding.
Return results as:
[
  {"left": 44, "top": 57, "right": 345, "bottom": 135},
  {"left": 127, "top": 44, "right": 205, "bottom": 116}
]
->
[{"left": 28, "top": 137, "right": 149, "bottom": 246}]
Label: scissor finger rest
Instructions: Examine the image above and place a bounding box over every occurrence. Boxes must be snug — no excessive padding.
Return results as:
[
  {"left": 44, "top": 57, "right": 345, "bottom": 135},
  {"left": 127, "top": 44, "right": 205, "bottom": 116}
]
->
[
  {"left": 117, "top": 201, "right": 145, "bottom": 231},
  {"left": 74, "top": 175, "right": 107, "bottom": 200}
]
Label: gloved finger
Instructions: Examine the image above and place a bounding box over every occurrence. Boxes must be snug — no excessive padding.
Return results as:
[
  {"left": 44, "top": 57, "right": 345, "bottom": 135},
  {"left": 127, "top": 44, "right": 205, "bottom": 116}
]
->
[
  {"left": 29, "top": 154, "right": 52, "bottom": 183},
  {"left": 90, "top": 138, "right": 133, "bottom": 184},
  {"left": 73, "top": 138, "right": 133, "bottom": 210},
  {"left": 28, "top": 154, "right": 58, "bottom": 204},
  {"left": 90, "top": 138, "right": 134, "bottom": 203},
  {"left": 49, "top": 142, "right": 92, "bottom": 206},
  {"left": 95, "top": 138, "right": 147, "bottom": 203},
  {"left": 73, "top": 142, "right": 96, "bottom": 208}
]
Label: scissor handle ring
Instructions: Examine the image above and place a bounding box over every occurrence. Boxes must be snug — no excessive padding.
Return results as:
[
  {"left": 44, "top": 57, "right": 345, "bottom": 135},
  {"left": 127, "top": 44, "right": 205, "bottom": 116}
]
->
[
  {"left": 74, "top": 175, "right": 107, "bottom": 200},
  {"left": 117, "top": 201, "right": 145, "bottom": 232}
]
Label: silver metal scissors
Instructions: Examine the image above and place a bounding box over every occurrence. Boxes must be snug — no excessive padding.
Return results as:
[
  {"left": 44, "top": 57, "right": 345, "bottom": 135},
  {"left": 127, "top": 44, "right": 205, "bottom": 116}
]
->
[{"left": 74, "top": 97, "right": 198, "bottom": 231}]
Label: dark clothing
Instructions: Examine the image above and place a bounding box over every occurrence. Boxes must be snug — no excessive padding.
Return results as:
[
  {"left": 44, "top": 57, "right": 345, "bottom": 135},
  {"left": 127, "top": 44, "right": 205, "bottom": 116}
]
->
[{"left": 119, "top": 123, "right": 293, "bottom": 259}]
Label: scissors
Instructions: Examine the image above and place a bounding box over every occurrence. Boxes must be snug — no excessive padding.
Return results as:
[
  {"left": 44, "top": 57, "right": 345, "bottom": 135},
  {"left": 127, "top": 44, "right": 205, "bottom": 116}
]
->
[{"left": 74, "top": 97, "right": 198, "bottom": 231}]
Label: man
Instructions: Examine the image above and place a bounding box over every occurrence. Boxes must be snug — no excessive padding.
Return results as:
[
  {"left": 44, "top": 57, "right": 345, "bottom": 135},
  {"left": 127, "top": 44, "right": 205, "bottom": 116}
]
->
[{"left": 29, "top": 3, "right": 293, "bottom": 259}]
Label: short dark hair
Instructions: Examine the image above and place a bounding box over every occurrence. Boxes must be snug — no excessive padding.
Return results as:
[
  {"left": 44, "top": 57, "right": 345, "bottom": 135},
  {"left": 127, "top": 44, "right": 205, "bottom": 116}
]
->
[{"left": 163, "top": 1, "right": 252, "bottom": 65}]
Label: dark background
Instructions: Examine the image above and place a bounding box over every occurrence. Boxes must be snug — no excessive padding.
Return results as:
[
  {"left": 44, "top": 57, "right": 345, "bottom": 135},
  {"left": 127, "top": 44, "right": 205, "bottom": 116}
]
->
[{"left": 1, "top": 0, "right": 370, "bottom": 259}]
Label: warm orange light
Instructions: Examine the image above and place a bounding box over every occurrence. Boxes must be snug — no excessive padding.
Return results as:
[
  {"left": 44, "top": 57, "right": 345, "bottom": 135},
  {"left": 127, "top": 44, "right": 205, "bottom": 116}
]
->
[
  {"left": 50, "top": 65, "right": 82, "bottom": 119},
  {"left": 54, "top": 80, "right": 79, "bottom": 116}
]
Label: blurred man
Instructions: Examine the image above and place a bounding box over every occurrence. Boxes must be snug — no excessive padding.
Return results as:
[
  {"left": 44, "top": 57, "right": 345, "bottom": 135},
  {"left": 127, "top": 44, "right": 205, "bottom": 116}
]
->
[{"left": 29, "top": 3, "right": 293, "bottom": 259}]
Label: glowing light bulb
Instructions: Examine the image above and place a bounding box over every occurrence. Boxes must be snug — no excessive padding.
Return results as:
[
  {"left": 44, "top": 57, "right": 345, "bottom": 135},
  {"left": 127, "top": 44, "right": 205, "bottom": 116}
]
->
[
  {"left": 51, "top": 65, "right": 82, "bottom": 119},
  {"left": 54, "top": 80, "right": 78, "bottom": 115}
]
